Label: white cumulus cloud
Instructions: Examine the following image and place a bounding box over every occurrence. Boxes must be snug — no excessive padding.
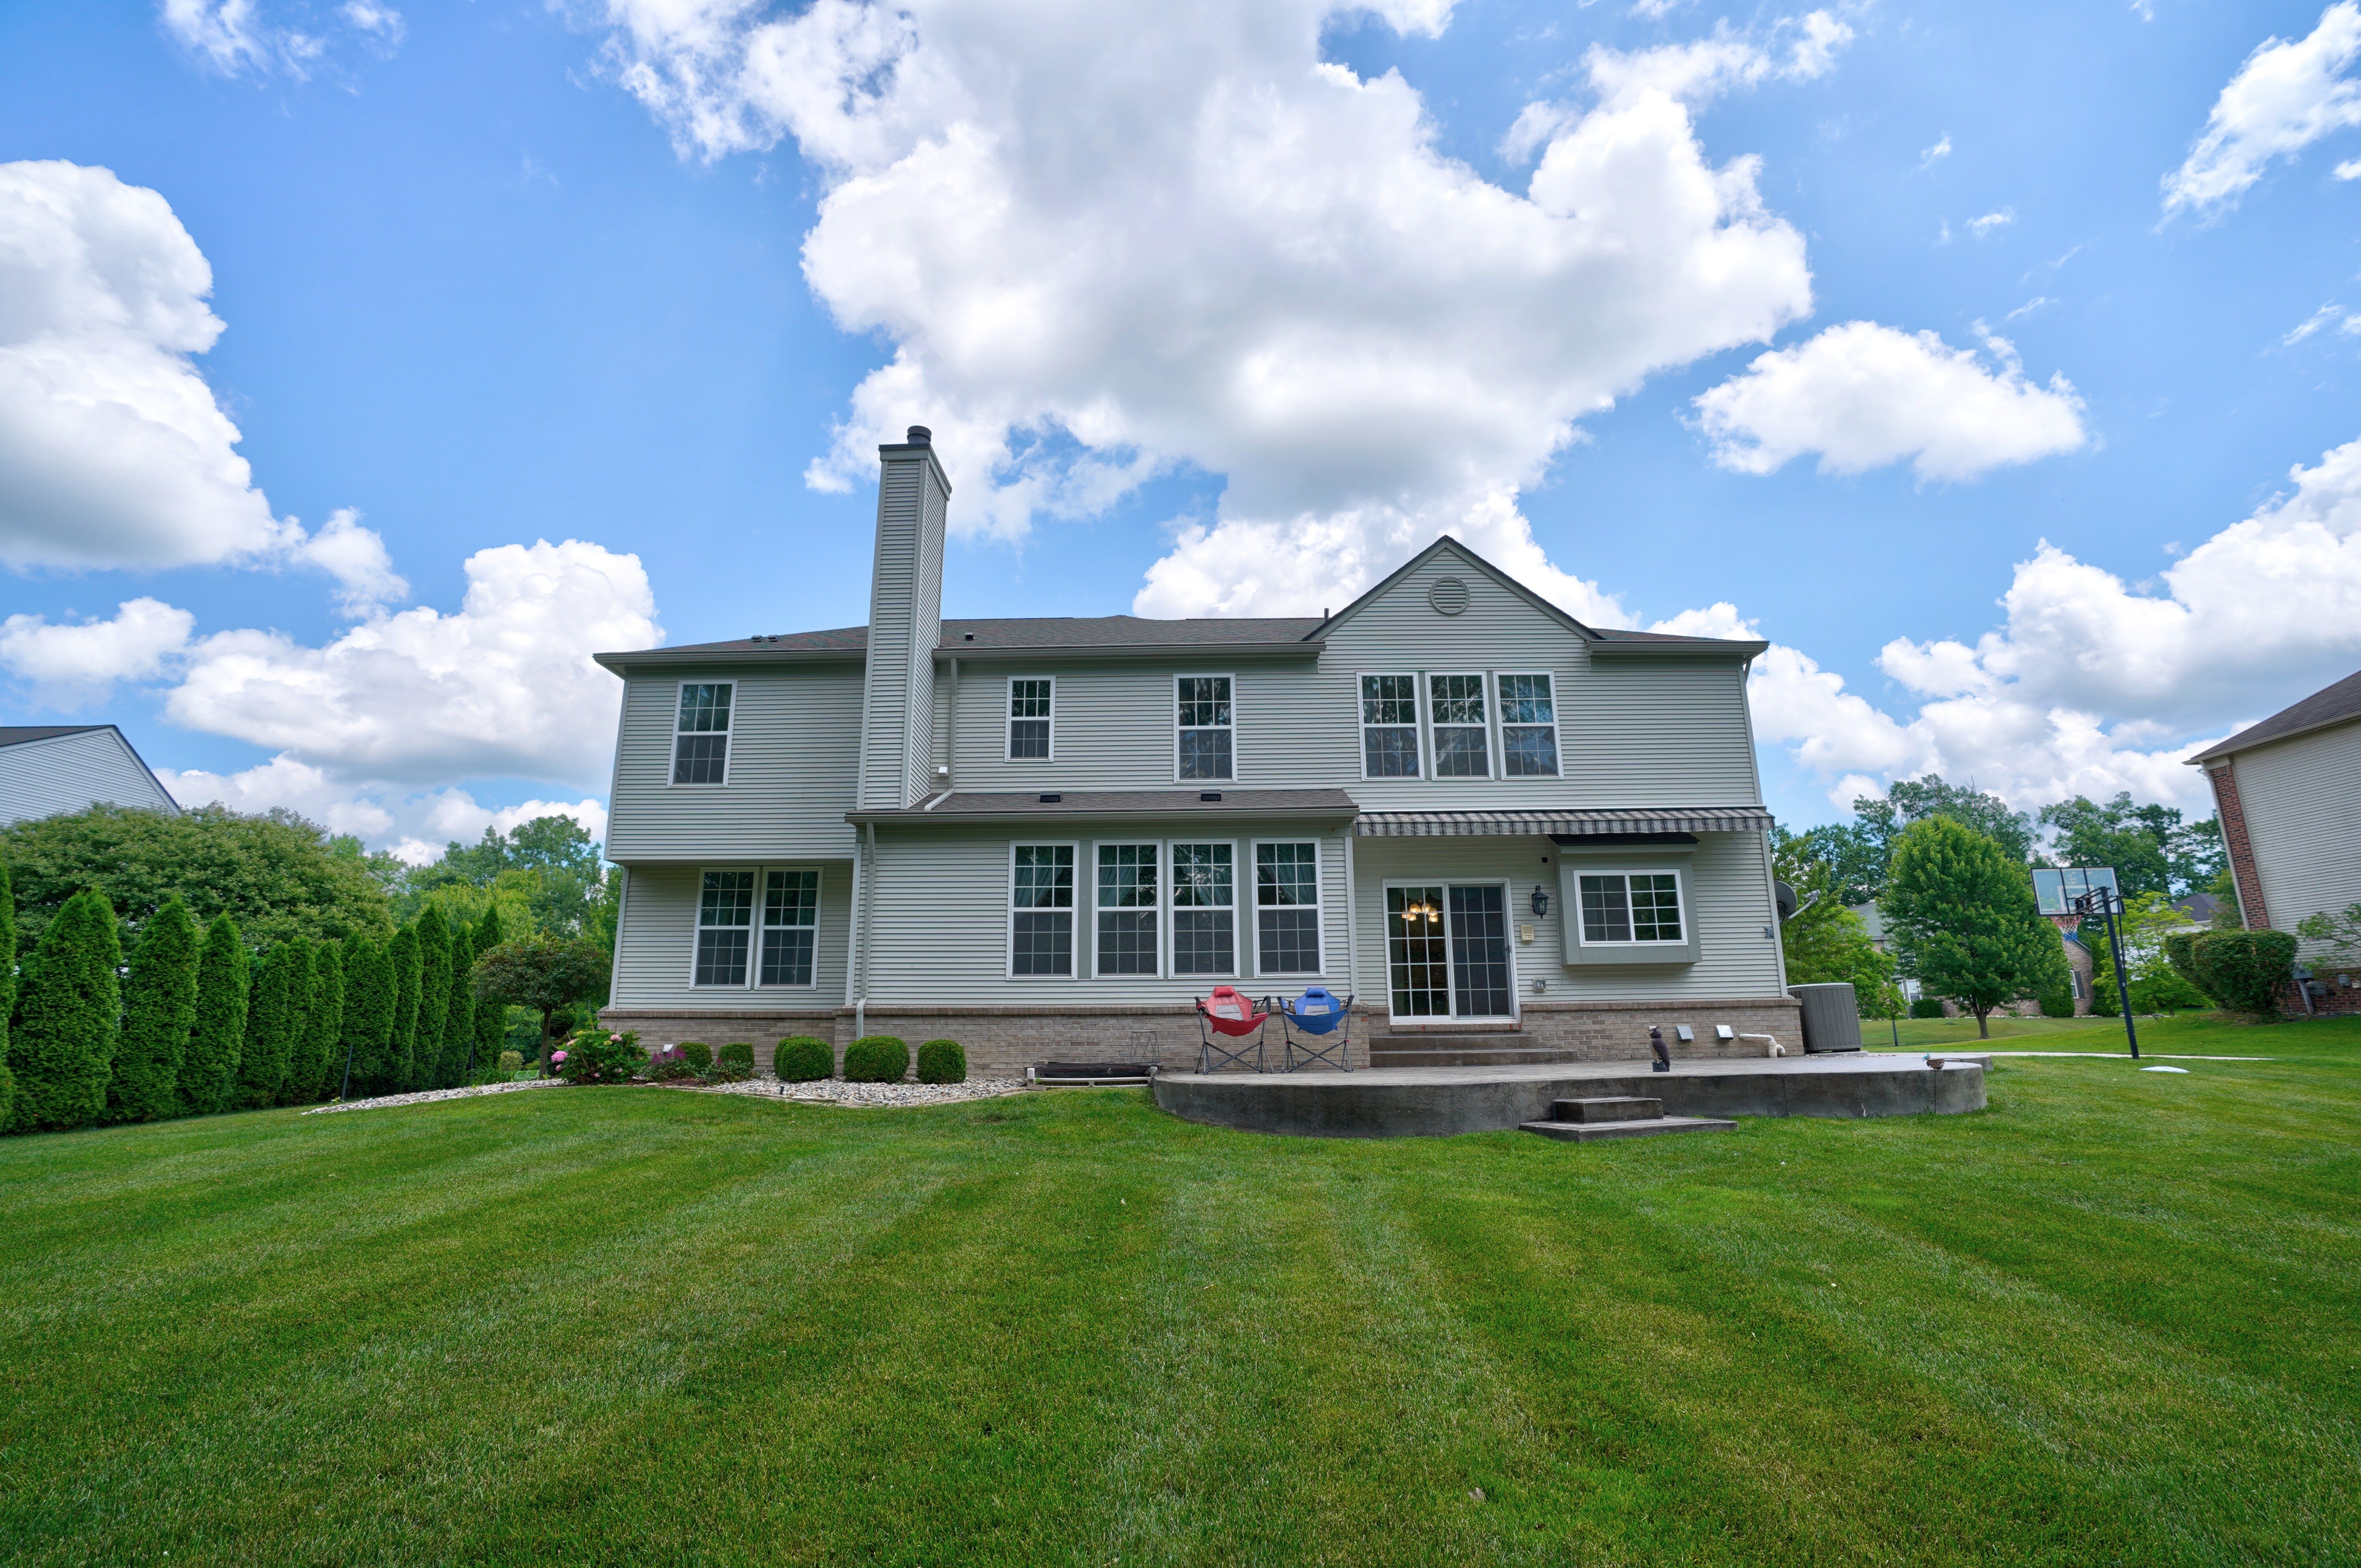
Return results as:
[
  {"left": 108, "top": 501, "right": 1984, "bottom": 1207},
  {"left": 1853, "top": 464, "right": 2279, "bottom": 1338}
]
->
[
  {"left": 0, "top": 159, "right": 400, "bottom": 592},
  {"left": 164, "top": 537, "right": 660, "bottom": 790},
  {"left": 1746, "top": 430, "right": 2361, "bottom": 812},
  {"left": 0, "top": 597, "right": 195, "bottom": 707},
  {"left": 157, "top": 751, "right": 609, "bottom": 865},
  {"left": 585, "top": 1, "right": 1839, "bottom": 618},
  {"left": 1694, "top": 321, "right": 2088, "bottom": 482},
  {"left": 2163, "top": 2, "right": 2361, "bottom": 217}
]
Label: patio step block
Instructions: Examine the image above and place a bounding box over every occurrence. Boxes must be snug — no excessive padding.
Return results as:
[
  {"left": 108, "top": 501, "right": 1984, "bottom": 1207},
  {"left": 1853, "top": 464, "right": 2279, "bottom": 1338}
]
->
[
  {"left": 1517, "top": 1116, "right": 1737, "bottom": 1143},
  {"left": 1549, "top": 1096, "right": 1662, "bottom": 1122}
]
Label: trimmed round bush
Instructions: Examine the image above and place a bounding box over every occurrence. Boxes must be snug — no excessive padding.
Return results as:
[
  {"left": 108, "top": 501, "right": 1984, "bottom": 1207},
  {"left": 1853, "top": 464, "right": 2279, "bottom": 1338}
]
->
[
  {"left": 1909, "top": 997, "right": 1947, "bottom": 1019},
  {"left": 714, "top": 1042, "right": 755, "bottom": 1081},
  {"left": 2037, "top": 988, "right": 2076, "bottom": 1019},
  {"left": 916, "top": 1038, "right": 966, "bottom": 1084},
  {"left": 497, "top": 1049, "right": 523, "bottom": 1073},
  {"left": 679, "top": 1040, "right": 712, "bottom": 1072},
  {"left": 843, "top": 1034, "right": 910, "bottom": 1083},
  {"left": 775, "top": 1036, "right": 834, "bottom": 1082}
]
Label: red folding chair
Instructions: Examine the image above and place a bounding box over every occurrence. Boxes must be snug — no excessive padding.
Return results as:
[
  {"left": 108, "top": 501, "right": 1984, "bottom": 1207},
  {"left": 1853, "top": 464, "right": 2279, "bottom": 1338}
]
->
[{"left": 1196, "top": 986, "right": 1271, "bottom": 1073}]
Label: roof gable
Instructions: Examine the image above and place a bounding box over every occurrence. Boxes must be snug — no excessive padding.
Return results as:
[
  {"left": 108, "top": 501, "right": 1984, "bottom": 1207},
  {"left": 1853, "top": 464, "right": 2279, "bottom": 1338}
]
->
[
  {"left": 2192, "top": 665, "right": 2361, "bottom": 763},
  {"left": 1312, "top": 536, "right": 1598, "bottom": 642}
]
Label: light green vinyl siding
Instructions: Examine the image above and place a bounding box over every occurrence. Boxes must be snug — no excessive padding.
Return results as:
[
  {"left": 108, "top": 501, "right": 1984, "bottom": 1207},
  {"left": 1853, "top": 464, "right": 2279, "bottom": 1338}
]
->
[
  {"left": 605, "top": 665, "right": 864, "bottom": 861},
  {"left": 611, "top": 861, "right": 853, "bottom": 1010}
]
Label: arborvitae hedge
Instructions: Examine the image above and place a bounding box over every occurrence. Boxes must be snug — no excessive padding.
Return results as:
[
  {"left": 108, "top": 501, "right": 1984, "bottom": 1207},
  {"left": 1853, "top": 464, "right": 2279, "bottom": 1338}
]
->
[
  {"left": 469, "top": 907, "right": 507, "bottom": 1070},
  {"left": 237, "top": 945, "right": 299, "bottom": 1110},
  {"left": 775, "top": 1036, "right": 833, "bottom": 1082},
  {"left": 110, "top": 897, "right": 199, "bottom": 1124},
  {"left": 0, "top": 864, "right": 17, "bottom": 1130},
  {"left": 290, "top": 941, "right": 342, "bottom": 1104},
  {"left": 387, "top": 924, "right": 422, "bottom": 1093},
  {"left": 182, "top": 912, "right": 249, "bottom": 1117},
  {"left": 439, "top": 919, "right": 476, "bottom": 1086},
  {"left": 341, "top": 935, "right": 396, "bottom": 1096},
  {"left": 9, "top": 888, "right": 121, "bottom": 1131},
  {"left": 413, "top": 909, "right": 454, "bottom": 1090}
]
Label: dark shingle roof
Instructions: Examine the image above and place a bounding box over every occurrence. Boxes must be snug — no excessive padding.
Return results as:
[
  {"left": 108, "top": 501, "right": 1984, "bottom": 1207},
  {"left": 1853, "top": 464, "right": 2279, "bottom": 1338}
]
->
[
  {"left": 2191, "top": 666, "right": 2361, "bottom": 763},
  {"left": 848, "top": 788, "right": 1359, "bottom": 824},
  {"left": 0, "top": 725, "right": 105, "bottom": 748}
]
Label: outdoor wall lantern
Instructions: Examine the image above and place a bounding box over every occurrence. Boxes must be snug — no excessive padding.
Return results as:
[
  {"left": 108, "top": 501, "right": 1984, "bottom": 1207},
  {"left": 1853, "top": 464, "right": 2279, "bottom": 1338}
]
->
[{"left": 1530, "top": 885, "right": 1550, "bottom": 917}]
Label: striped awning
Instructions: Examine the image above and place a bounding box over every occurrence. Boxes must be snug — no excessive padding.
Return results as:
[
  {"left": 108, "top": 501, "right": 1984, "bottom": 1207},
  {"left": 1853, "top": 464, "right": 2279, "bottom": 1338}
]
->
[{"left": 1353, "top": 806, "right": 1774, "bottom": 838}]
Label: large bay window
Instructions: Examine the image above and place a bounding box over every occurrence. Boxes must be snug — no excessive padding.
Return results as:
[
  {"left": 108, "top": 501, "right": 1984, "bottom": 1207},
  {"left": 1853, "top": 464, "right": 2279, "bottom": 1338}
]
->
[
  {"left": 1171, "top": 842, "right": 1236, "bottom": 975},
  {"left": 1011, "top": 845, "right": 1076, "bottom": 977},
  {"left": 1254, "top": 841, "right": 1323, "bottom": 975}
]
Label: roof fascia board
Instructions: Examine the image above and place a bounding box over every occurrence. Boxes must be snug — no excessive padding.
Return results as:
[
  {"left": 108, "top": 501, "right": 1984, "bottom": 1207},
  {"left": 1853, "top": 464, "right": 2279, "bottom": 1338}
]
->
[
  {"left": 931, "top": 641, "right": 1324, "bottom": 665},
  {"left": 593, "top": 648, "right": 866, "bottom": 674},
  {"left": 1310, "top": 536, "right": 1601, "bottom": 642},
  {"left": 847, "top": 805, "right": 1358, "bottom": 826},
  {"left": 1589, "top": 639, "right": 1768, "bottom": 660},
  {"left": 105, "top": 725, "right": 183, "bottom": 816},
  {"left": 2189, "top": 709, "right": 2361, "bottom": 765}
]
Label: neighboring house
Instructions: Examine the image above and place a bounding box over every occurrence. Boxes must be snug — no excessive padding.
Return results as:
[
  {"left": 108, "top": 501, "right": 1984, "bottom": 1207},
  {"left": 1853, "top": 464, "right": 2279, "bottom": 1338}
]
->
[
  {"left": 2190, "top": 666, "right": 2361, "bottom": 1017},
  {"left": 0, "top": 725, "right": 180, "bottom": 826},
  {"left": 2170, "top": 891, "right": 2225, "bottom": 926},
  {"left": 594, "top": 429, "right": 1794, "bottom": 1075}
]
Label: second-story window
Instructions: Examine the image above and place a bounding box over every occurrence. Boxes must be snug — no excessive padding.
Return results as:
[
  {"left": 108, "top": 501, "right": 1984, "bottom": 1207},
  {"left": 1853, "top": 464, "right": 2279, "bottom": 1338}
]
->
[
  {"left": 1177, "top": 676, "right": 1234, "bottom": 780},
  {"left": 673, "top": 682, "right": 733, "bottom": 784},
  {"left": 1500, "top": 674, "right": 1560, "bottom": 777},
  {"left": 1428, "top": 673, "right": 1489, "bottom": 777},
  {"left": 1008, "top": 678, "right": 1054, "bottom": 760},
  {"left": 1360, "top": 674, "right": 1421, "bottom": 777}
]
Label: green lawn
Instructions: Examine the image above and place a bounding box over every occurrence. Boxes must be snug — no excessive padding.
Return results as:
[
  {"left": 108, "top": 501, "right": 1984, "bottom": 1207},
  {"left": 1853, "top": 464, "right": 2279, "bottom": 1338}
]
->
[
  {"left": 1869, "top": 1011, "right": 2159, "bottom": 1050},
  {"left": 3, "top": 1016, "right": 2357, "bottom": 1566}
]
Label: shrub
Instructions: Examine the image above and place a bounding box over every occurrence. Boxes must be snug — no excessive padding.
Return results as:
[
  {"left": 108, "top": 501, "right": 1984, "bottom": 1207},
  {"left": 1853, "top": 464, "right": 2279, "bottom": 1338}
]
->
[
  {"left": 715, "top": 1042, "right": 755, "bottom": 1081},
  {"left": 10, "top": 888, "right": 122, "bottom": 1132},
  {"left": 2037, "top": 987, "right": 2076, "bottom": 1019},
  {"left": 679, "top": 1041, "right": 712, "bottom": 1072},
  {"left": 916, "top": 1038, "right": 966, "bottom": 1084},
  {"left": 497, "top": 1049, "right": 522, "bottom": 1073},
  {"left": 2163, "top": 930, "right": 2211, "bottom": 1001},
  {"left": 110, "top": 897, "right": 199, "bottom": 1124},
  {"left": 776, "top": 1036, "right": 834, "bottom": 1082},
  {"left": 647, "top": 1045, "right": 697, "bottom": 1082},
  {"left": 843, "top": 1035, "right": 910, "bottom": 1083},
  {"left": 182, "top": 912, "right": 250, "bottom": 1116},
  {"left": 559, "top": 1029, "right": 646, "bottom": 1084},
  {"left": 2188, "top": 930, "right": 2299, "bottom": 1021},
  {"left": 1909, "top": 998, "right": 1946, "bottom": 1019}
]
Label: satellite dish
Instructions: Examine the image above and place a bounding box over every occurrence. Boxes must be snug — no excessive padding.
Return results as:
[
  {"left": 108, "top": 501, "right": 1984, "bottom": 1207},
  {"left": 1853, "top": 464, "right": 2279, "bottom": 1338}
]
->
[{"left": 1774, "top": 881, "right": 1799, "bottom": 921}]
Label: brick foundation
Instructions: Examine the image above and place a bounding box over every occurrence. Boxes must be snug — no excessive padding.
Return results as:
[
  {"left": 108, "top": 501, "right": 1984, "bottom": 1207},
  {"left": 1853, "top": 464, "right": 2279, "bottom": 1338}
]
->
[{"left": 601, "top": 995, "right": 1807, "bottom": 1078}]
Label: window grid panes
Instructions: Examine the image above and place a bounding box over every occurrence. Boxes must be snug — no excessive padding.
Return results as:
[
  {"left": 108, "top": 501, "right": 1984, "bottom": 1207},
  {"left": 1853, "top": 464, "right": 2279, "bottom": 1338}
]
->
[
  {"left": 695, "top": 869, "right": 755, "bottom": 985},
  {"left": 674, "top": 683, "right": 732, "bottom": 784},
  {"left": 1011, "top": 845, "right": 1075, "bottom": 976},
  {"left": 1499, "top": 673, "right": 1559, "bottom": 777},
  {"left": 1361, "top": 674, "right": 1421, "bottom": 777},
  {"left": 1255, "top": 842, "right": 1321, "bottom": 975},
  {"left": 1578, "top": 872, "right": 1683, "bottom": 944},
  {"left": 1171, "top": 842, "right": 1235, "bottom": 976},
  {"left": 1428, "top": 674, "right": 1489, "bottom": 777},
  {"left": 1176, "top": 676, "right": 1234, "bottom": 780},
  {"left": 759, "top": 869, "right": 819, "bottom": 987},
  {"left": 1097, "top": 844, "right": 1159, "bottom": 976},
  {"left": 1008, "top": 679, "right": 1053, "bottom": 760}
]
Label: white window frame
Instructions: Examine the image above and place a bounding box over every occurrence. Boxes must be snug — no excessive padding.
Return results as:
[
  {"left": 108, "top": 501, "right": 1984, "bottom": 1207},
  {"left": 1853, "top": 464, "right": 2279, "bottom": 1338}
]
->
[
  {"left": 1571, "top": 868, "right": 1690, "bottom": 949},
  {"left": 1496, "top": 670, "right": 1562, "bottom": 779},
  {"left": 1167, "top": 838, "right": 1240, "bottom": 980},
  {"left": 1007, "top": 841, "right": 1080, "bottom": 980},
  {"left": 1092, "top": 840, "right": 1163, "bottom": 980},
  {"left": 1173, "top": 673, "right": 1238, "bottom": 783},
  {"left": 670, "top": 680, "right": 735, "bottom": 788},
  {"left": 1250, "top": 838, "right": 1325, "bottom": 979},
  {"left": 756, "top": 866, "right": 824, "bottom": 989},
  {"left": 1379, "top": 876, "right": 1521, "bottom": 1023},
  {"left": 1006, "top": 675, "right": 1056, "bottom": 763},
  {"left": 1425, "top": 671, "right": 1492, "bottom": 780},
  {"left": 1357, "top": 671, "right": 1423, "bottom": 781},
  {"left": 689, "top": 865, "right": 758, "bottom": 987}
]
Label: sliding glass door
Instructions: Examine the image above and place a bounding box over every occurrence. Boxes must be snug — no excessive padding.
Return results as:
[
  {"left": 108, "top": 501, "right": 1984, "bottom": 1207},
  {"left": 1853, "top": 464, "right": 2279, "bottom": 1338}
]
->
[{"left": 1385, "top": 883, "right": 1514, "bottom": 1021}]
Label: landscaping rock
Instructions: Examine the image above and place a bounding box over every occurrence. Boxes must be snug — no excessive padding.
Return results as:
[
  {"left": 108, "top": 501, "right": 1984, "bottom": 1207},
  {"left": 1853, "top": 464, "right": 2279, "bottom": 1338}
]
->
[
  {"left": 303, "top": 1079, "right": 564, "bottom": 1114},
  {"left": 694, "top": 1077, "right": 1027, "bottom": 1109}
]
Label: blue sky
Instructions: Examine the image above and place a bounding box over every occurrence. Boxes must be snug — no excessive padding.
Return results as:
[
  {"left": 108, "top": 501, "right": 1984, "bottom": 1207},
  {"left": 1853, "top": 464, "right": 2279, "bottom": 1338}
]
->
[{"left": 3, "top": 0, "right": 2359, "bottom": 857}]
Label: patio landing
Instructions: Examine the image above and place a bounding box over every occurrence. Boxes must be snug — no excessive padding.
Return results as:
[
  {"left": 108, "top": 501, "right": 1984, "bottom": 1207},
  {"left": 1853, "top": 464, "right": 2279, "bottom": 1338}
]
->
[{"left": 1151, "top": 1053, "right": 1988, "bottom": 1139}]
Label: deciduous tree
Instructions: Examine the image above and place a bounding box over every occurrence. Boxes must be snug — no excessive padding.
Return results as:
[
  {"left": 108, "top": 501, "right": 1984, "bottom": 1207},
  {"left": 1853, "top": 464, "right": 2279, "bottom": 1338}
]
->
[
  {"left": 109, "top": 897, "right": 199, "bottom": 1124},
  {"left": 1773, "top": 830, "right": 1901, "bottom": 1016},
  {"left": 182, "top": 913, "right": 249, "bottom": 1116},
  {"left": 1884, "top": 818, "right": 2067, "bottom": 1040},
  {"left": 8, "top": 888, "right": 120, "bottom": 1131},
  {"left": 474, "top": 934, "right": 613, "bottom": 1058}
]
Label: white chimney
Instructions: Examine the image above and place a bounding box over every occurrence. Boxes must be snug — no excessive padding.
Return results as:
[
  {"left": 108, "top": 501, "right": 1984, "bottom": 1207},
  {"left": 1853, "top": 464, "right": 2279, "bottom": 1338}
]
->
[{"left": 856, "top": 426, "right": 951, "bottom": 810}]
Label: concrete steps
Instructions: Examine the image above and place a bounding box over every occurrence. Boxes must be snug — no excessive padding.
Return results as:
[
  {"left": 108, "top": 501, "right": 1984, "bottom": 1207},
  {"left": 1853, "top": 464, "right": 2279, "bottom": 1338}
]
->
[
  {"left": 1517, "top": 1095, "right": 1737, "bottom": 1144},
  {"left": 1368, "top": 1033, "right": 1583, "bottom": 1069}
]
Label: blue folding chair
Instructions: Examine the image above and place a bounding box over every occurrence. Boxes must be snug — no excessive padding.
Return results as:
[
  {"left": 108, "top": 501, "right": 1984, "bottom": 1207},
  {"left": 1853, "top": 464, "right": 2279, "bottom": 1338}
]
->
[{"left": 1279, "top": 987, "right": 1353, "bottom": 1072}]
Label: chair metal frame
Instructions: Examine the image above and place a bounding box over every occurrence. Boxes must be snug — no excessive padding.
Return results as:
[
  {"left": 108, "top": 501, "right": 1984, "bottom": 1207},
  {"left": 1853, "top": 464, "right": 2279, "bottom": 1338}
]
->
[
  {"left": 1279, "top": 987, "right": 1355, "bottom": 1072},
  {"left": 1196, "top": 987, "right": 1271, "bottom": 1073}
]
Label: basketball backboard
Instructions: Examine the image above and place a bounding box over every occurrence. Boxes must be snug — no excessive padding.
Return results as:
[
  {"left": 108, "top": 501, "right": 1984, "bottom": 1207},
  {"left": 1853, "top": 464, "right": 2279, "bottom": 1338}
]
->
[{"left": 2032, "top": 866, "right": 2120, "bottom": 916}]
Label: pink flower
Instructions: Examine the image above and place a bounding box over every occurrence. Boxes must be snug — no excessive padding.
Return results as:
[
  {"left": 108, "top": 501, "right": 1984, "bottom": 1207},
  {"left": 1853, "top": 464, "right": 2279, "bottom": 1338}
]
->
[{"left": 551, "top": 1050, "right": 568, "bottom": 1063}]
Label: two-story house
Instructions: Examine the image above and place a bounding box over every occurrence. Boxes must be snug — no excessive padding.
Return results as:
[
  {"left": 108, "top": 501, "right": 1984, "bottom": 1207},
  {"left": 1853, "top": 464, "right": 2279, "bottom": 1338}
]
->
[{"left": 595, "top": 429, "right": 1798, "bottom": 1075}]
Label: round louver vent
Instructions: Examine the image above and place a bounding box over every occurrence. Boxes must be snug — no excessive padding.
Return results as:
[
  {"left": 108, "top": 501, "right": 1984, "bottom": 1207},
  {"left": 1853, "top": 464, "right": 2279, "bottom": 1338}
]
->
[{"left": 1428, "top": 576, "right": 1469, "bottom": 616}]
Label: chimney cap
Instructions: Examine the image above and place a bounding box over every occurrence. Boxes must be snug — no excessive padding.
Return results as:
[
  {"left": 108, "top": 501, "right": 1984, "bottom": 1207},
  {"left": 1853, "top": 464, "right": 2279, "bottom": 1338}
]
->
[{"left": 905, "top": 425, "right": 932, "bottom": 446}]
